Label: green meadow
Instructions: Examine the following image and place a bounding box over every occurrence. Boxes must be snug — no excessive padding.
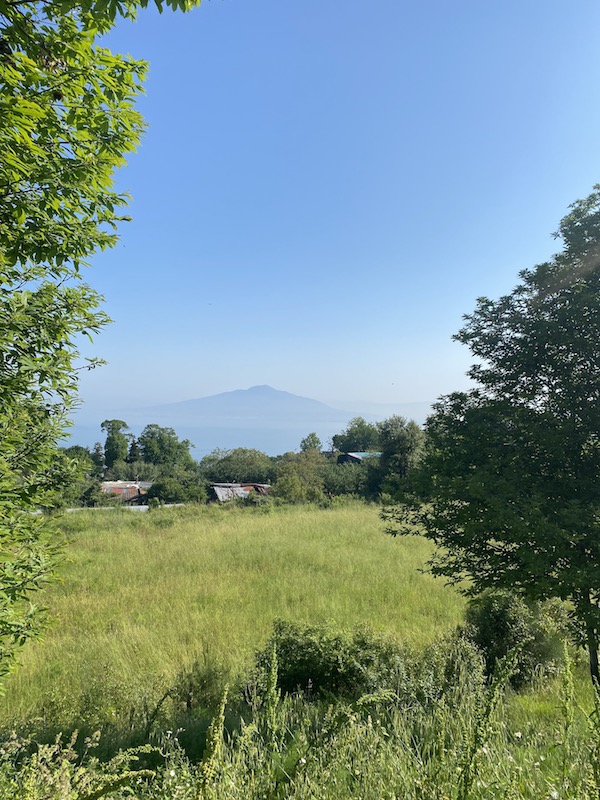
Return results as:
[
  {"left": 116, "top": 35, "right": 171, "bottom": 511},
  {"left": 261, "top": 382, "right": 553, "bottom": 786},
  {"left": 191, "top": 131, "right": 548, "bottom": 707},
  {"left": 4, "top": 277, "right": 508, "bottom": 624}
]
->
[
  {"left": 1, "top": 501, "right": 464, "bottom": 733},
  {"left": 2, "top": 501, "right": 600, "bottom": 800}
]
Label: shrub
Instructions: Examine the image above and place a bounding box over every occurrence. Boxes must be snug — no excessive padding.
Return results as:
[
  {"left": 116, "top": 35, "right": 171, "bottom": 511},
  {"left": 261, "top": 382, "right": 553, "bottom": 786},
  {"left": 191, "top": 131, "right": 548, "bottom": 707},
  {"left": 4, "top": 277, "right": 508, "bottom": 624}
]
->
[
  {"left": 146, "top": 477, "right": 206, "bottom": 504},
  {"left": 253, "top": 619, "right": 409, "bottom": 700},
  {"left": 321, "top": 463, "right": 368, "bottom": 498},
  {"left": 242, "top": 493, "right": 275, "bottom": 512},
  {"left": 416, "top": 631, "right": 486, "bottom": 707},
  {"left": 171, "top": 654, "right": 230, "bottom": 716},
  {"left": 464, "top": 589, "right": 570, "bottom": 687}
]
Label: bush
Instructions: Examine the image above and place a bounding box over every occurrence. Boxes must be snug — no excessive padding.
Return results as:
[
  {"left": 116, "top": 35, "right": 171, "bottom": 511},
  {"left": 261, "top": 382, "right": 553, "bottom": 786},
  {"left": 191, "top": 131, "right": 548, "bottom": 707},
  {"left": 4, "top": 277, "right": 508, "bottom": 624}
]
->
[
  {"left": 146, "top": 477, "right": 206, "bottom": 504},
  {"left": 414, "top": 631, "right": 486, "bottom": 708},
  {"left": 464, "top": 589, "right": 570, "bottom": 687},
  {"left": 254, "top": 619, "right": 409, "bottom": 700},
  {"left": 171, "top": 653, "right": 230, "bottom": 716},
  {"left": 321, "top": 462, "right": 368, "bottom": 498}
]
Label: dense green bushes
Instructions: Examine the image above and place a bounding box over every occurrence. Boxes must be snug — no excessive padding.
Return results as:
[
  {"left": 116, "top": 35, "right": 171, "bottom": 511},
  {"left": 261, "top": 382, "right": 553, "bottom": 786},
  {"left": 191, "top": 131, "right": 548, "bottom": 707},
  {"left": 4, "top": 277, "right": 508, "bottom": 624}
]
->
[
  {"left": 254, "top": 619, "right": 410, "bottom": 699},
  {"left": 464, "top": 590, "right": 572, "bottom": 687},
  {"left": 1, "top": 622, "right": 597, "bottom": 800},
  {"left": 146, "top": 475, "right": 207, "bottom": 504}
]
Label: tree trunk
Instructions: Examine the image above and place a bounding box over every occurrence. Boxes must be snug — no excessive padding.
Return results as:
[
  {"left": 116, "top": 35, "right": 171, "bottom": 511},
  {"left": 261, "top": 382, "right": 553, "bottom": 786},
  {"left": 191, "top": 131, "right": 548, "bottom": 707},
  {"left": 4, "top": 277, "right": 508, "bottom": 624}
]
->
[{"left": 583, "top": 591, "right": 600, "bottom": 689}]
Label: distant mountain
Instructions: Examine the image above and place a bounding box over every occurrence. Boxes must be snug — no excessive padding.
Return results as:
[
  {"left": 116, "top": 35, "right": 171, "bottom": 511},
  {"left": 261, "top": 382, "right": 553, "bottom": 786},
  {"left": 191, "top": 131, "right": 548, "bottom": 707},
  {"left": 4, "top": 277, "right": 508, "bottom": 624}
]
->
[
  {"left": 69, "top": 386, "right": 432, "bottom": 457},
  {"left": 141, "top": 385, "right": 351, "bottom": 426}
]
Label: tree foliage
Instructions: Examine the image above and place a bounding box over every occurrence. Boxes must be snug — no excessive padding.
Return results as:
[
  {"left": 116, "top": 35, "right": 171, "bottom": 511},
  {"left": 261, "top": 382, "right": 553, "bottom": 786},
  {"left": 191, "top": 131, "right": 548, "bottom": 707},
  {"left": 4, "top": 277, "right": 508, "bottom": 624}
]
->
[
  {"left": 101, "top": 419, "right": 129, "bottom": 469},
  {"left": 0, "top": 0, "right": 199, "bottom": 682},
  {"left": 146, "top": 473, "right": 206, "bottom": 504},
  {"left": 384, "top": 187, "right": 600, "bottom": 685},
  {"left": 104, "top": 457, "right": 159, "bottom": 482},
  {"left": 272, "top": 450, "right": 327, "bottom": 504},
  {"left": 321, "top": 461, "right": 368, "bottom": 498},
  {"left": 332, "top": 417, "right": 380, "bottom": 453},
  {"left": 300, "top": 432, "right": 322, "bottom": 452},
  {"left": 375, "top": 416, "right": 425, "bottom": 498},
  {"left": 127, "top": 436, "right": 141, "bottom": 463},
  {"left": 199, "top": 448, "right": 274, "bottom": 484},
  {"left": 138, "top": 424, "right": 194, "bottom": 468}
]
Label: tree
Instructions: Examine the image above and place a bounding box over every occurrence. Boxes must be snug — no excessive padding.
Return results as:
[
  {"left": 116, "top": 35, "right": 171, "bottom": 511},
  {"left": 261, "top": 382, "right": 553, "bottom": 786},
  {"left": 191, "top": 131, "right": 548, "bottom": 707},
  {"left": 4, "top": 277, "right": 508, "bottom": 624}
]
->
[
  {"left": 127, "top": 436, "right": 141, "bottom": 463},
  {"left": 90, "top": 442, "right": 106, "bottom": 478},
  {"left": 374, "top": 416, "right": 425, "bottom": 498},
  {"left": 321, "top": 461, "right": 368, "bottom": 498},
  {"left": 146, "top": 473, "right": 207, "bottom": 504},
  {"left": 101, "top": 419, "right": 129, "bottom": 469},
  {"left": 377, "top": 416, "right": 424, "bottom": 475},
  {"left": 104, "top": 457, "right": 159, "bottom": 481},
  {"left": 57, "top": 445, "right": 110, "bottom": 506},
  {"left": 199, "top": 448, "right": 274, "bottom": 484},
  {"left": 300, "top": 432, "right": 322, "bottom": 452},
  {"left": 384, "top": 188, "right": 600, "bottom": 686},
  {"left": 332, "top": 417, "right": 380, "bottom": 453},
  {"left": 0, "top": 0, "right": 199, "bottom": 682},
  {"left": 138, "top": 424, "right": 195, "bottom": 468},
  {"left": 272, "top": 450, "right": 327, "bottom": 504}
]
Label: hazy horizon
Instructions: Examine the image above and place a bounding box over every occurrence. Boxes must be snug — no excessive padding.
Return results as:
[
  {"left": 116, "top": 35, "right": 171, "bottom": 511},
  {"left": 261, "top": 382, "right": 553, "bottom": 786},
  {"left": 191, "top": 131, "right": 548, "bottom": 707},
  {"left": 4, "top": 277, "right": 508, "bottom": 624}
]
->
[{"left": 69, "top": 384, "right": 435, "bottom": 456}]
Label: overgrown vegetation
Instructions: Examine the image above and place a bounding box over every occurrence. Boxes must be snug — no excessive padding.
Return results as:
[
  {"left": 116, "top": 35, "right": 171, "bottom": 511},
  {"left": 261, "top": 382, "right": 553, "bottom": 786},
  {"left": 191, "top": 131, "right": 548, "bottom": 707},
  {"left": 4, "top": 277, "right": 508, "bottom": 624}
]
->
[
  {"left": 384, "top": 188, "right": 600, "bottom": 687},
  {"left": 253, "top": 619, "right": 411, "bottom": 699},
  {"left": 464, "top": 590, "right": 572, "bottom": 688},
  {"left": 61, "top": 414, "right": 426, "bottom": 507},
  {"left": 0, "top": 0, "right": 201, "bottom": 686},
  {"left": 0, "top": 504, "right": 592, "bottom": 798},
  {"left": 1, "top": 0, "right": 597, "bottom": 786},
  {"left": 0, "top": 504, "right": 463, "bottom": 743},
  {"left": 0, "top": 610, "right": 598, "bottom": 799}
]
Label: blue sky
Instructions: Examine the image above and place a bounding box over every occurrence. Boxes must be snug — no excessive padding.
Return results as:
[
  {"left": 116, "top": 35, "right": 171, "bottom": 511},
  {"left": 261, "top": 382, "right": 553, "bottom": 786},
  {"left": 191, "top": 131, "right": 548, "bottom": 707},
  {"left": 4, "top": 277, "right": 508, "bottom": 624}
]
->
[{"left": 76, "top": 0, "right": 600, "bottom": 417}]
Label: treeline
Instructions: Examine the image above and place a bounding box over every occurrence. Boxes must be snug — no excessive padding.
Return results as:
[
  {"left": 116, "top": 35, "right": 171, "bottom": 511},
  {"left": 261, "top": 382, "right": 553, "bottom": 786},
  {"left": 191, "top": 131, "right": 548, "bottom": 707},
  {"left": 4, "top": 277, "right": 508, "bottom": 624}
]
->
[{"left": 59, "top": 415, "right": 424, "bottom": 506}]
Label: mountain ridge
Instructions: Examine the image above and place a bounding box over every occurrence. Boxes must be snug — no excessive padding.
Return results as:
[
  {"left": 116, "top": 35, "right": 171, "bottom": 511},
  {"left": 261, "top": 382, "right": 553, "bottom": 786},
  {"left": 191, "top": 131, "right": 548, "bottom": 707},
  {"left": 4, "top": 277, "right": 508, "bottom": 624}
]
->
[
  {"left": 141, "top": 384, "right": 350, "bottom": 424},
  {"left": 70, "top": 387, "right": 433, "bottom": 455}
]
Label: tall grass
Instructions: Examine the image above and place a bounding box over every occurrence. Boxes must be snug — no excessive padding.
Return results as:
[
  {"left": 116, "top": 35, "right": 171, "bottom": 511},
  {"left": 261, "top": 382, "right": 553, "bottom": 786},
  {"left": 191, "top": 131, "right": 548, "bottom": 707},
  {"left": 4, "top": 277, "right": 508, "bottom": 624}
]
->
[
  {"left": 0, "top": 502, "right": 465, "bottom": 737},
  {"left": 0, "top": 502, "right": 596, "bottom": 799},
  {"left": 2, "top": 636, "right": 597, "bottom": 800}
]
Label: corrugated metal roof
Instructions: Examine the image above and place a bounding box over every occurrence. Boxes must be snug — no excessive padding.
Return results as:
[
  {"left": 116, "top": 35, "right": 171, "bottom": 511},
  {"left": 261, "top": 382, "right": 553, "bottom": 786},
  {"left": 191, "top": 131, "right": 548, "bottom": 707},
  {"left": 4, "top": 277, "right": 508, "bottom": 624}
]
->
[
  {"left": 213, "top": 486, "right": 250, "bottom": 502},
  {"left": 101, "top": 481, "right": 153, "bottom": 491},
  {"left": 210, "top": 483, "right": 271, "bottom": 502}
]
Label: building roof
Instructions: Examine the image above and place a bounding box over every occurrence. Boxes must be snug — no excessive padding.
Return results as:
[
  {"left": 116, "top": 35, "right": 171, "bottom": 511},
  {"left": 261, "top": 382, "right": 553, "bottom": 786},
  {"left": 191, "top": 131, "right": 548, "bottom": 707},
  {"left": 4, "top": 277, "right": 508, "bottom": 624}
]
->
[
  {"left": 101, "top": 481, "right": 153, "bottom": 490},
  {"left": 210, "top": 483, "right": 271, "bottom": 502},
  {"left": 337, "top": 452, "right": 382, "bottom": 462}
]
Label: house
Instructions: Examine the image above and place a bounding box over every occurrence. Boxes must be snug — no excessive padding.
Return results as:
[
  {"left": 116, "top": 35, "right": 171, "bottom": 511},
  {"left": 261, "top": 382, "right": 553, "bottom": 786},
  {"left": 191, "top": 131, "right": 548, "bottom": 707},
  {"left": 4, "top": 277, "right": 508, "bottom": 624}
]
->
[
  {"left": 209, "top": 483, "right": 271, "bottom": 503},
  {"left": 336, "top": 452, "right": 382, "bottom": 465},
  {"left": 100, "top": 480, "right": 153, "bottom": 502}
]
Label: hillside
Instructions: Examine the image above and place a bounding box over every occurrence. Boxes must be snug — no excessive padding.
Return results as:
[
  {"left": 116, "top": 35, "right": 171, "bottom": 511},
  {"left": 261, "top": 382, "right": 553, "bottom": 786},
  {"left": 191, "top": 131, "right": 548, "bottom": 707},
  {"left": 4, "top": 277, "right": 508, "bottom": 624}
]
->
[
  {"left": 144, "top": 384, "right": 351, "bottom": 425},
  {"left": 70, "top": 386, "right": 355, "bottom": 455}
]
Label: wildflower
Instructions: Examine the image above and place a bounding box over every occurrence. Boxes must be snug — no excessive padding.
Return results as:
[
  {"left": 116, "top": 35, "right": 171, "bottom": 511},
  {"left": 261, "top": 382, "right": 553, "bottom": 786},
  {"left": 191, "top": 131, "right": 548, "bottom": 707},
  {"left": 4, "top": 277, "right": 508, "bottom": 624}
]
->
[
  {"left": 170, "top": 769, "right": 176, "bottom": 777},
  {"left": 514, "top": 731, "right": 523, "bottom": 740}
]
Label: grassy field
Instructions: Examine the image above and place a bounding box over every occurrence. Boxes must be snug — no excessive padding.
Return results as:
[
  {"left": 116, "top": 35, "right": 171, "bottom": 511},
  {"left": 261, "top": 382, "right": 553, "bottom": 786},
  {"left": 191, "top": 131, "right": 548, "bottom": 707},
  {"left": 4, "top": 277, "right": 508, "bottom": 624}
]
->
[
  {"left": 2, "top": 501, "right": 598, "bottom": 800},
  {"left": 0, "top": 501, "right": 465, "bottom": 734}
]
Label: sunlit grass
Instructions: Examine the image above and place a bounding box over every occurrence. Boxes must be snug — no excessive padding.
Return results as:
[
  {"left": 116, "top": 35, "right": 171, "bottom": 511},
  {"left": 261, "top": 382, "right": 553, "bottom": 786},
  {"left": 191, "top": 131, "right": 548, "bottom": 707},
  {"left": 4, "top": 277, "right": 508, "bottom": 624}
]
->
[{"left": 1, "top": 502, "right": 465, "bottom": 728}]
